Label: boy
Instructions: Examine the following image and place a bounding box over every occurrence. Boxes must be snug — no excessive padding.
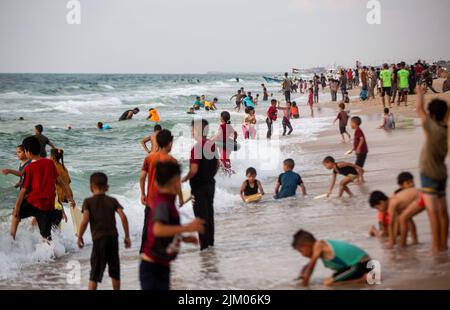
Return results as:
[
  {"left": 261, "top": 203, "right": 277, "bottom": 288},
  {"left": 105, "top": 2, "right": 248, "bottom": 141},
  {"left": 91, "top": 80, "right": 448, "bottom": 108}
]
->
[
  {"left": 2, "top": 144, "right": 31, "bottom": 188},
  {"left": 240, "top": 167, "right": 265, "bottom": 202},
  {"left": 322, "top": 156, "right": 364, "bottom": 198},
  {"left": 10, "top": 136, "right": 74, "bottom": 240},
  {"left": 266, "top": 99, "right": 278, "bottom": 139},
  {"left": 141, "top": 124, "right": 162, "bottom": 154},
  {"left": 379, "top": 63, "right": 393, "bottom": 108},
  {"left": 140, "top": 162, "right": 204, "bottom": 290},
  {"left": 274, "top": 159, "right": 306, "bottom": 199},
  {"left": 395, "top": 172, "right": 415, "bottom": 193},
  {"left": 34, "top": 124, "right": 55, "bottom": 158},
  {"left": 416, "top": 84, "right": 448, "bottom": 252},
  {"left": 140, "top": 129, "right": 182, "bottom": 253},
  {"left": 193, "top": 96, "right": 202, "bottom": 110},
  {"left": 397, "top": 62, "right": 410, "bottom": 106},
  {"left": 349, "top": 116, "right": 368, "bottom": 168},
  {"left": 277, "top": 101, "right": 293, "bottom": 136},
  {"left": 378, "top": 108, "right": 395, "bottom": 130},
  {"left": 292, "top": 229, "right": 371, "bottom": 286},
  {"left": 78, "top": 172, "right": 131, "bottom": 290},
  {"left": 333, "top": 103, "right": 351, "bottom": 143},
  {"left": 369, "top": 189, "right": 425, "bottom": 248},
  {"left": 118, "top": 107, "right": 140, "bottom": 121}
]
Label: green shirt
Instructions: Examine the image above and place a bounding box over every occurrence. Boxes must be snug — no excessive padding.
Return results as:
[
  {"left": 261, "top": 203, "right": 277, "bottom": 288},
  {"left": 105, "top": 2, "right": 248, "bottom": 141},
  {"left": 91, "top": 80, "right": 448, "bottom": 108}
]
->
[
  {"left": 321, "top": 240, "right": 368, "bottom": 272},
  {"left": 397, "top": 69, "right": 410, "bottom": 89},
  {"left": 380, "top": 70, "right": 392, "bottom": 87}
]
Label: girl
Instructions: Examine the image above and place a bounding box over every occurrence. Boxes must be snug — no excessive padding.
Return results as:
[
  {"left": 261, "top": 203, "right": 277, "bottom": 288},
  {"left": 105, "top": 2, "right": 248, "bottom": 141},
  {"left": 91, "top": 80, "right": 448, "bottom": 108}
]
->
[
  {"left": 291, "top": 102, "right": 300, "bottom": 119},
  {"left": 240, "top": 167, "right": 265, "bottom": 202},
  {"left": 50, "top": 148, "right": 73, "bottom": 226},
  {"left": 213, "top": 111, "right": 237, "bottom": 173},
  {"left": 308, "top": 87, "right": 314, "bottom": 117}
]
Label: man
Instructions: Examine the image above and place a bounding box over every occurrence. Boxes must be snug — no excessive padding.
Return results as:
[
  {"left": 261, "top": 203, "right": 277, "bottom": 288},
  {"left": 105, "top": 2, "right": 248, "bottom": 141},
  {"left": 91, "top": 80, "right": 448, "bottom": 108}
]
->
[
  {"left": 119, "top": 107, "right": 140, "bottom": 121},
  {"left": 282, "top": 72, "right": 292, "bottom": 102},
  {"left": 261, "top": 84, "right": 269, "bottom": 101},
  {"left": 397, "top": 62, "right": 410, "bottom": 106},
  {"left": 182, "top": 119, "right": 219, "bottom": 250},
  {"left": 379, "top": 63, "right": 393, "bottom": 108},
  {"left": 34, "top": 124, "right": 55, "bottom": 158}
]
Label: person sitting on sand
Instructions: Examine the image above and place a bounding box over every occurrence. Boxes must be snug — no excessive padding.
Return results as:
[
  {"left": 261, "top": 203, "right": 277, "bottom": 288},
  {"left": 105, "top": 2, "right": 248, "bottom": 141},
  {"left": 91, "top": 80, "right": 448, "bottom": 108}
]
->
[
  {"left": 369, "top": 188, "right": 425, "bottom": 248},
  {"left": 240, "top": 167, "right": 265, "bottom": 202},
  {"left": 378, "top": 108, "right": 395, "bottom": 130},
  {"left": 322, "top": 156, "right": 364, "bottom": 198},
  {"left": 292, "top": 229, "right": 371, "bottom": 287},
  {"left": 118, "top": 107, "right": 140, "bottom": 121},
  {"left": 141, "top": 124, "right": 162, "bottom": 154},
  {"left": 274, "top": 159, "right": 306, "bottom": 199},
  {"left": 1, "top": 144, "right": 31, "bottom": 188}
]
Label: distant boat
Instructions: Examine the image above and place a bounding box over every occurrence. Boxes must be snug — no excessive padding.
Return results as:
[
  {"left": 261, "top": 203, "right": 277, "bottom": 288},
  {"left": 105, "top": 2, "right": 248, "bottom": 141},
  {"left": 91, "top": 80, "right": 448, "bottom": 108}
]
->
[{"left": 263, "top": 76, "right": 283, "bottom": 83}]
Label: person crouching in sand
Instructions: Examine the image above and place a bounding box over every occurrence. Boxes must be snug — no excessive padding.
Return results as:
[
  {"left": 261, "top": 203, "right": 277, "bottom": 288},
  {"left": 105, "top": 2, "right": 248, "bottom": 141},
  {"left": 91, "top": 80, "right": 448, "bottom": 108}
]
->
[
  {"left": 322, "top": 156, "right": 364, "bottom": 198},
  {"left": 292, "top": 229, "right": 371, "bottom": 286}
]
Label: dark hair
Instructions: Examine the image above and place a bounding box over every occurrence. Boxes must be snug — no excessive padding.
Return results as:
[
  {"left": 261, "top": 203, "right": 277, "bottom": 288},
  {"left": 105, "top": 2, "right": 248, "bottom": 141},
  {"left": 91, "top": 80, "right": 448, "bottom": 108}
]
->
[
  {"left": 428, "top": 99, "right": 448, "bottom": 122},
  {"left": 292, "top": 101, "right": 297, "bottom": 107},
  {"left": 271, "top": 99, "right": 277, "bottom": 105},
  {"left": 155, "top": 161, "right": 181, "bottom": 187},
  {"left": 369, "top": 191, "right": 388, "bottom": 207},
  {"left": 397, "top": 172, "right": 414, "bottom": 185},
  {"left": 154, "top": 124, "right": 162, "bottom": 131},
  {"left": 291, "top": 229, "right": 316, "bottom": 248},
  {"left": 22, "top": 136, "right": 41, "bottom": 155},
  {"left": 383, "top": 63, "right": 388, "bottom": 69},
  {"left": 90, "top": 172, "right": 108, "bottom": 191},
  {"left": 97, "top": 122, "right": 103, "bottom": 128},
  {"left": 156, "top": 129, "right": 173, "bottom": 148},
  {"left": 17, "top": 144, "right": 24, "bottom": 151},
  {"left": 133, "top": 107, "right": 140, "bottom": 113},
  {"left": 384, "top": 108, "right": 389, "bottom": 114},
  {"left": 50, "top": 148, "right": 66, "bottom": 171},
  {"left": 35, "top": 124, "right": 43, "bottom": 133},
  {"left": 246, "top": 167, "right": 257, "bottom": 176},
  {"left": 323, "top": 156, "right": 335, "bottom": 164},
  {"left": 221, "top": 111, "right": 231, "bottom": 124},
  {"left": 339, "top": 103, "right": 345, "bottom": 109},
  {"left": 213, "top": 97, "right": 218, "bottom": 101},
  {"left": 191, "top": 119, "right": 209, "bottom": 137},
  {"left": 196, "top": 96, "right": 201, "bottom": 99},
  {"left": 351, "top": 116, "right": 362, "bottom": 126},
  {"left": 283, "top": 158, "right": 295, "bottom": 169}
]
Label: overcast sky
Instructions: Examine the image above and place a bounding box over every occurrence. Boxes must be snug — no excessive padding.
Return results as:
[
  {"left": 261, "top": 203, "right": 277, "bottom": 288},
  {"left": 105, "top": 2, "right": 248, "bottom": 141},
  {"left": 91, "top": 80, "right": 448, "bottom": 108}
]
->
[{"left": 0, "top": 0, "right": 449, "bottom": 73}]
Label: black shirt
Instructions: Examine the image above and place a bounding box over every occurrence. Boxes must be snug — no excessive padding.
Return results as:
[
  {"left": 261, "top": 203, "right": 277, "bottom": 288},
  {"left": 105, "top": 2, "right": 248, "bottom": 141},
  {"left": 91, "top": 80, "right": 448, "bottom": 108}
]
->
[{"left": 189, "top": 139, "right": 219, "bottom": 189}]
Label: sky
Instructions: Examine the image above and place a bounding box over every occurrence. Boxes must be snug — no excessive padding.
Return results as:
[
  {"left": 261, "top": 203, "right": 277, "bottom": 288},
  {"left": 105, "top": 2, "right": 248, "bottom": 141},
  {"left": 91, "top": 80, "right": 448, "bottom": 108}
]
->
[{"left": 0, "top": 0, "right": 449, "bottom": 73}]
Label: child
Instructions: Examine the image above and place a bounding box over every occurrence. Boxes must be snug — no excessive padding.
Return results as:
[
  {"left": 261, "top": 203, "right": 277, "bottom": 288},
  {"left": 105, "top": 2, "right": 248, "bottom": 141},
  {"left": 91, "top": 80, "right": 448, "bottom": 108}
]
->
[
  {"left": 254, "top": 94, "right": 259, "bottom": 106},
  {"left": 186, "top": 107, "right": 196, "bottom": 115},
  {"left": 369, "top": 189, "right": 425, "bottom": 248},
  {"left": 278, "top": 101, "right": 293, "bottom": 136},
  {"left": 50, "top": 148, "right": 73, "bottom": 226},
  {"left": 140, "top": 162, "right": 204, "bottom": 290},
  {"left": 193, "top": 96, "right": 202, "bottom": 110},
  {"left": 240, "top": 167, "right": 265, "bottom": 202},
  {"left": 333, "top": 103, "right": 351, "bottom": 143},
  {"left": 10, "top": 136, "right": 74, "bottom": 240},
  {"left": 378, "top": 108, "right": 395, "bottom": 130},
  {"left": 395, "top": 172, "right": 415, "bottom": 193},
  {"left": 97, "top": 122, "right": 112, "bottom": 130},
  {"left": 266, "top": 99, "right": 278, "bottom": 139},
  {"left": 307, "top": 87, "right": 314, "bottom": 117},
  {"left": 141, "top": 124, "right": 162, "bottom": 154},
  {"left": 343, "top": 91, "right": 350, "bottom": 104},
  {"left": 34, "top": 124, "right": 55, "bottom": 158},
  {"left": 292, "top": 229, "right": 371, "bottom": 286},
  {"left": 322, "top": 156, "right": 364, "bottom": 198},
  {"left": 416, "top": 84, "right": 448, "bottom": 252},
  {"left": 274, "top": 159, "right": 306, "bottom": 199},
  {"left": 1, "top": 144, "right": 31, "bottom": 188},
  {"left": 291, "top": 101, "right": 300, "bottom": 119},
  {"left": 213, "top": 111, "right": 237, "bottom": 171},
  {"left": 78, "top": 172, "right": 131, "bottom": 290},
  {"left": 349, "top": 116, "right": 368, "bottom": 168}
]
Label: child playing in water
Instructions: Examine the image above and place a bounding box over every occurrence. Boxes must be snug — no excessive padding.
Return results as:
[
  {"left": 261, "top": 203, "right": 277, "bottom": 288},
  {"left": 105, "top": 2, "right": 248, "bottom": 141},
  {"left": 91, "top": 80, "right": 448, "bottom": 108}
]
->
[
  {"left": 141, "top": 124, "right": 162, "bottom": 154},
  {"left": 274, "top": 159, "right": 306, "bottom": 199},
  {"left": 213, "top": 111, "right": 237, "bottom": 172},
  {"left": 240, "top": 167, "right": 265, "bottom": 202},
  {"left": 378, "top": 108, "right": 395, "bottom": 130},
  {"left": 369, "top": 188, "right": 425, "bottom": 248},
  {"left": 78, "top": 172, "right": 131, "bottom": 290},
  {"left": 349, "top": 116, "right": 368, "bottom": 168},
  {"left": 11, "top": 136, "right": 74, "bottom": 240},
  {"left": 395, "top": 172, "right": 415, "bottom": 193},
  {"left": 266, "top": 99, "right": 278, "bottom": 139},
  {"left": 278, "top": 101, "right": 293, "bottom": 136},
  {"left": 97, "top": 122, "right": 111, "bottom": 130},
  {"left": 291, "top": 101, "right": 300, "bottom": 119},
  {"left": 333, "top": 103, "right": 351, "bottom": 143},
  {"left": 416, "top": 83, "right": 448, "bottom": 252},
  {"left": 140, "top": 162, "right": 204, "bottom": 290},
  {"left": 1, "top": 144, "right": 31, "bottom": 188},
  {"left": 322, "top": 156, "right": 364, "bottom": 198},
  {"left": 242, "top": 107, "right": 256, "bottom": 140},
  {"left": 50, "top": 148, "right": 73, "bottom": 226},
  {"left": 292, "top": 229, "right": 371, "bottom": 286},
  {"left": 307, "top": 88, "right": 314, "bottom": 117}
]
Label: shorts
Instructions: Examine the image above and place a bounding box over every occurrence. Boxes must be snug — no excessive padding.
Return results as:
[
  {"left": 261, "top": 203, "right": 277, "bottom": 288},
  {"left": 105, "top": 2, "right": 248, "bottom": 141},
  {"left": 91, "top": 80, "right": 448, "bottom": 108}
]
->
[
  {"left": 333, "top": 260, "right": 371, "bottom": 282},
  {"left": 381, "top": 87, "right": 392, "bottom": 97},
  {"left": 90, "top": 235, "right": 120, "bottom": 283},
  {"left": 346, "top": 174, "right": 358, "bottom": 181},
  {"left": 418, "top": 192, "right": 426, "bottom": 209},
  {"left": 398, "top": 88, "right": 409, "bottom": 94},
  {"left": 339, "top": 126, "right": 348, "bottom": 135},
  {"left": 292, "top": 115, "right": 300, "bottom": 119},
  {"left": 139, "top": 260, "right": 170, "bottom": 290},
  {"left": 235, "top": 101, "right": 241, "bottom": 108},
  {"left": 52, "top": 209, "right": 63, "bottom": 228},
  {"left": 355, "top": 153, "right": 367, "bottom": 168},
  {"left": 420, "top": 174, "right": 447, "bottom": 198},
  {"left": 18, "top": 199, "right": 54, "bottom": 239}
]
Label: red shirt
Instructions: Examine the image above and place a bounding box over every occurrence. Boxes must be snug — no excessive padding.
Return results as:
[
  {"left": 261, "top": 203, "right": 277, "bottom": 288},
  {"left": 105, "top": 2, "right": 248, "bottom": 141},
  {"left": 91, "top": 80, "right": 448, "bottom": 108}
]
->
[
  {"left": 22, "top": 158, "right": 59, "bottom": 211},
  {"left": 354, "top": 127, "right": 368, "bottom": 154},
  {"left": 267, "top": 106, "right": 277, "bottom": 121}
]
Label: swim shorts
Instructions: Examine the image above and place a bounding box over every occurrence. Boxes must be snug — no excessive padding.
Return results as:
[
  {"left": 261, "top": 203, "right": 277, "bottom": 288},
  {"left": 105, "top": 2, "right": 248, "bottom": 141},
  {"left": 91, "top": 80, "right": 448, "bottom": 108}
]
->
[
  {"left": 398, "top": 88, "right": 409, "bottom": 94},
  {"left": 420, "top": 174, "right": 447, "bottom": 198},
  {"left": 332, "top": 260, "right": 371, "bottom": 282},
  {"left": 339, "top": 126, "right": 348, "bottom": 134},
  {"left": 90, "top": 235, "right": 120, "bottom": 283},
  {"left": 355, "top": 153, "right": 367, "bottom": 168},
  {"left": 19, "top": 199, "right": 54, "bottom": 239},
  {"left": 418, "top": 192, "right": 426, "bottom": 209},
  {"left": 381, "top": 87, "right": 392, "bottom": 97}
]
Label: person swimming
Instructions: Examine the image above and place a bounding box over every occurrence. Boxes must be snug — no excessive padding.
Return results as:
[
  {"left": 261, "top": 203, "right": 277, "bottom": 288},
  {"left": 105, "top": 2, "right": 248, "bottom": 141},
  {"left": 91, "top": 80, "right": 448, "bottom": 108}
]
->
[
  {"left": 97, "top": 122, "right": 112, "bottom": 130},
  {"left": 119, "top": 107, "right": 140, "bottom": 121}
]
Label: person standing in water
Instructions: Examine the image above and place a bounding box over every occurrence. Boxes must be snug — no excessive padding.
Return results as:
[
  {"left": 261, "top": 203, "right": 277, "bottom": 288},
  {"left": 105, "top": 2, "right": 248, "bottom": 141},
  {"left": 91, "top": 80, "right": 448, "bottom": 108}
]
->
[
  {"left": 119, "top": 107, "right": 140, "bottom": 121},
  {"left": 34, "top": 124, "right": 55, "bottom": 158},
  {"left": 261, "top": 84, "right": 269, "bottom": 101},
  {"left": 212, "top": 111, "right": 237, "bottom": 172},
  {"left": 282, "top": 72, "right": 292, "bottom": 102}
]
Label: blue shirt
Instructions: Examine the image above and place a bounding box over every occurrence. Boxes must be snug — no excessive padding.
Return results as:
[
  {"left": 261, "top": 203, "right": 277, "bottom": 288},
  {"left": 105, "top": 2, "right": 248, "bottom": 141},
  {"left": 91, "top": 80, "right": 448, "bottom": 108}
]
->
[
  {"left": 243, "top": 97, "right": 255, "bottom": 109},
  {"left": 275, "top": 170, "right": 303, "bottom": 199}
]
